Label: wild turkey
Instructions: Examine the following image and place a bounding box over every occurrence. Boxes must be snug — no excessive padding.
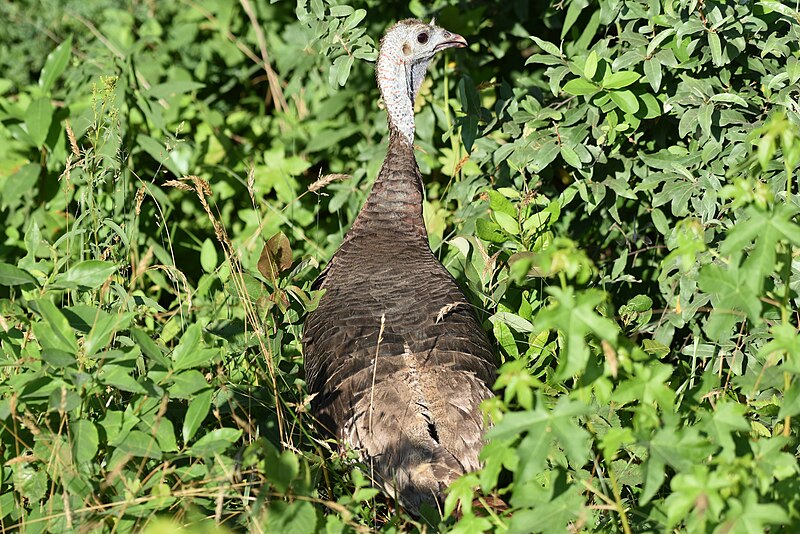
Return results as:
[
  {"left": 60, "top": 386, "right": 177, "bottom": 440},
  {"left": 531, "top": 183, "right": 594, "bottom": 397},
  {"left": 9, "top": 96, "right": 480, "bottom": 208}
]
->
[{"left": 303, "top": 19, "right": 496, "bottom": 513}]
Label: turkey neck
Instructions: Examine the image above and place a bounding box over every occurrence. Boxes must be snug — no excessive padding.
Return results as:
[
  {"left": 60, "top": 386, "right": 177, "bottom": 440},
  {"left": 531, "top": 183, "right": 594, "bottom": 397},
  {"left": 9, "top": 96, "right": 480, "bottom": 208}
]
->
[
  {"left": 347, "top": 43, "right": 428, "bottom": 241},
  {"left": 349, "top": 133, "right": 427, "bottom": 241}
]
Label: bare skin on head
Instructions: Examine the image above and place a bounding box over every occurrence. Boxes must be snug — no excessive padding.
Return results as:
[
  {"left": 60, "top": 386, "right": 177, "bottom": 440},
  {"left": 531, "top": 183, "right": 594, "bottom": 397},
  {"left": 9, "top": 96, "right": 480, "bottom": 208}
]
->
[
  {"left": 303, "top": 19, "right": 495, "bottom": 515},
  {"left": 376, "top": 19, "right": 467, "bottom": 145}
]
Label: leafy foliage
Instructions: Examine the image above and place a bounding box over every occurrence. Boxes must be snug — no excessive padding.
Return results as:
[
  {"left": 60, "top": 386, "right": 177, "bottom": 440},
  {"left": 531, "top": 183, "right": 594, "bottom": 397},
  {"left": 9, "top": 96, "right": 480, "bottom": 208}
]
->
[{"left": 1, "top": 0, "right": 799, "bottom": 532}]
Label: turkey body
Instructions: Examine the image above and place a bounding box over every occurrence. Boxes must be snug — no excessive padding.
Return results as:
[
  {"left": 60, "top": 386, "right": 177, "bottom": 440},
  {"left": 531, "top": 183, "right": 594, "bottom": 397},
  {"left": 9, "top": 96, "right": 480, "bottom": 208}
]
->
[{"left": 302, "top": 20, "right": 496, "bottom": 513}]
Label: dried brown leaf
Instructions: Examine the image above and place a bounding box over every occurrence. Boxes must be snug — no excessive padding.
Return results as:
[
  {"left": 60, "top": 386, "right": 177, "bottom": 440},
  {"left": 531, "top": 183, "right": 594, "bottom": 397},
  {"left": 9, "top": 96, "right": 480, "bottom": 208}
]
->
[{"left": 258, "top": 232, "right": 293, "bottom": 281}]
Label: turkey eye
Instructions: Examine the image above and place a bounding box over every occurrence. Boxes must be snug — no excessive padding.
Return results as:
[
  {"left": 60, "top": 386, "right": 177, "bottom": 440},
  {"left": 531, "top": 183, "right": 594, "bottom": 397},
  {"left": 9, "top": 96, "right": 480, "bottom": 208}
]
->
[{"left": 417, "top": 32, "right": 429, "bottom": 44}]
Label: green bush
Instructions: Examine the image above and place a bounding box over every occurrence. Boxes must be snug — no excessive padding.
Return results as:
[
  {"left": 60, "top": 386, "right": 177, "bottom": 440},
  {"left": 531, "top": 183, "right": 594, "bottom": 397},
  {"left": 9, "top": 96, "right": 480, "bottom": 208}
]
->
[{"left": 0, "top": 0, "right": 799, "bottom": 531}]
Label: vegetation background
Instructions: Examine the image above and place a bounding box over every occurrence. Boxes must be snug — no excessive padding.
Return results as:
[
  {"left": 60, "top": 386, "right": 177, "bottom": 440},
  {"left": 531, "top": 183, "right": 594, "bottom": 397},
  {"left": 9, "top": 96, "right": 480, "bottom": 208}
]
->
[{"left": 1, "top": 0, "right": 799, "bottom": 531}]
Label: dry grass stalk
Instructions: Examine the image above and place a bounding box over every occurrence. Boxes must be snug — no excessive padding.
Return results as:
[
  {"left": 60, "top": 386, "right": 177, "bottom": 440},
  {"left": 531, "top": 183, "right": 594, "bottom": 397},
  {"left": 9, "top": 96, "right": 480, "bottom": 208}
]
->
[
  {"left": 308, "top": 173, "right": 351, "bottom": 193},
  {"left": 134, "top": 186, "right": 146, "bottom": 216},
  {"left": 65, "top": 120, "right": 80, "bottom": 157}
]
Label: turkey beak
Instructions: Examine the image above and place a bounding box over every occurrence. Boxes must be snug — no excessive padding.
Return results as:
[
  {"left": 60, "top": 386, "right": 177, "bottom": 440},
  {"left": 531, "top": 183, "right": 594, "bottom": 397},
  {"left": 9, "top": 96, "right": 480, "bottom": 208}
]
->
[{"left": 435, "top": 33, "right": 468, "bottom": 52}]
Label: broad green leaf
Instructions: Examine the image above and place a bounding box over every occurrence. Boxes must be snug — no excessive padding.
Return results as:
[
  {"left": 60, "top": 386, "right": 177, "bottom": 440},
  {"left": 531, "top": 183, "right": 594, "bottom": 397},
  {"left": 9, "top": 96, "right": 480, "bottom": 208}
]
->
[
  {"left": 643, "top": 58, "right": 662, "bottom": 91},
  {"left": 535, "top": 287, "right": 618, "bottom": 379},
  {"left": 476, "top": 219, "right": 507, "bottom": 243},
  {"left": 602, "top": 71, "right": 640, "bottom": 89},
  {"left": 116, "top": 430, "right": 161, "bottom": 459},
  {"left": 530, "top": 36, "right": 561, "bottom": 57},
  {"left": 563, "top": 78, "right": 599, "bottom": 96},
  {"left": 608, "top": 90, "right": 639, "bottom": 114},
  {"left": 263, "top": 500, "right": 318, "bottom": 534},
  {"left": 560, "top": 144, "right": 581, "bottom": 168},
  {"left": 508, "top": 486, "right": 584, "bottom": 533},
  {"left": 0, "top": 263, "right": 36, "bottom": 286},
  {"left": 183, "top": 389, "right": 212, "bottom": 443},
  {"left": 147, "top": 81, "right": 205, "bottom": 100},
  {"left": 32, "top": 299, "right": 78, "bottom": 354},
  {"left": 39, "top": 37, "right": 72, "bottom": 93},
  {"left": 2, "top": 164, "right": 39, "bottom": 209},
  {"left": 188, "top": 428, "right": 242, "bottom": 456},
  {"left": 703, "top": 402, "right": 750, "bottom": 452},
  {"left": 493, "top": 211, "right": 520, "bottom": 236},
  {"left": 263, "top": 442, "right": 301, "bottom": 493},
  {"left": 493, "top": 320, "right": 519, "bottom": 358},
  {"left": 200, "top": 238, "right": 218, "bottom": 273},
  {"left": 100, "top": 365, "right": 147, "bottom": 394},
  {"left": 70, "top": 420, "right": 99, "bottom": 465},
  {"left": 778, "top": 381, "right": 800, "bottom": 418},
  {"left": 491, "top": 312, "right": 534, "bottom": 333},
  {"left": 584, "top": 50, "right": 598, "bottom": 79},
  {"left": 85, "top": 309, "right": 134, "bottom": 357},
  {"left": 133, "top": 327, "right": 171, "bottom": 368},
  {"left": 25, "top": 97, "right": 53, "bottom": 147},
  {"left": 172, "top": 323, "right": 216, "bottom": 371},
  {"left": 708, "top": 32, "right": 723, "bottom": 66},
  {"left": 41, "top": 348, "right": 76, "bottom": 367},
  {"left": 136, "top": 134, "right": 185, "bottom": 176},
  {"left": 12, "top": 463, "right": 48, "bottom": 503},
  {"left": 698, "top": 261, "right": 762, "bottom": 340},
  {"left": 487, "top": 190, "right": 516, "bottom": 217},
  {"left": 168, "top": 370, "right": 209, "bottom": 398},
  {"left": 53, "top": 260, "right": 117, "bottom": 290}
]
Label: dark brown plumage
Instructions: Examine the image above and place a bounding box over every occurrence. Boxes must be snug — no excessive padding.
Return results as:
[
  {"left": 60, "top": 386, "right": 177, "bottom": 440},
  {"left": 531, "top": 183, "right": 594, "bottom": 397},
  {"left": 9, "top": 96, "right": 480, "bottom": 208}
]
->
[{"left": 303, "top": 19, "right": 496, "bottom": 513}]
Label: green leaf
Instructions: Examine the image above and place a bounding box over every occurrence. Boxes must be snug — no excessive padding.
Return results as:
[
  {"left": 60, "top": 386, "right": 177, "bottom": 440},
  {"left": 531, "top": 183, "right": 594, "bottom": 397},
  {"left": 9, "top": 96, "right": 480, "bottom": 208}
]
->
[
  {"left": 584, "top": 51, "right": 598, "bottom": 79},
  {"left": 491, "top": 312, "right": 535, "bottom": 333},
  {"left": 116, "top": 430, "right": 161, "bottom": 459},
  {"left": 183, "top": 389, "right": 213, "bottom": 443},
  {"left": 172, "top": 323, "right": 216, "bottom": 371},
  {"left": 493, "top": 320, "right": 519, "bottom": 358},
  {"left": 509, "top": 486, "right": 584, "bottom": 533},
  {"left": 563, "top": 78, "right": 599, "bottom": 96},
  {"left": 535, "top": 287, "right": 618, "bottom": 379},
  {"left": 39, "top": 37, "right": 72, "bottom": 93},
  {"left": 330, "top": 54, "right": 355, "bottom": 87},
  {"left": 200, "top": 239, "right": 218, "bottom": 274},
  {"left": 70, "top": 420, "right": 99, "bottom": 465},
  {"left": 32, "top": 298, "right": 78, "bottom": 354},
  {"left": 560, "top": 144, "right": 581, "bottom": 169},
  {"left": 147, "top": 81, "right": 205, "bottom": 100},
  {"left": 90, "top": 313, "right": 135, "bottom": 357},
  {"left": 100, "top": 365, "right": 147, "bottom": 394},
  {"left": 133, "top": 327, "right": 171, "bottom": 368},
  {"left": 494, "top": 211, "right": 520, "bottom": 236},
  {"left": 2, "top": 164, "right": 39, "bottom": 209},
  {"left": 643, "top": 58, "right": 662, "bottom": 92},
  {"left": 53, "top": 260, "right": 117, "bottom": 290},
  {"left": 0, "top": 263, "right": 36, "bottom": 286},
  {"left": 263, "top": 500, "right": 318, "bottom": 534},
  {"left": 25, "top": 97, "right": 54, "bottom": 147},
  {"left": 489, "top": 395, "right": 591, "bottom": 471},
  {"left": 188, "top": 428, "right": 242, "bottom": 456},
  {"left": 704, "top": 402, "right": 750, "bottom": 452},
  {"left": 640, "top": 426, "right": 708, "bottom": 505},
  {"left": 530, "top": 36, "right": 561, "bottom": 57},
  {"left": 778, "top": 381, "right": 800, "bottom": 418},
  {"left": 698, "top": 262, "right": 761, "bottom": 340},
  {"left": 608, "top": 90, "right": 640, "bottom": 114},
  {"left": 476, "top": 219, "right": 507, "bottom": 243},
  {"left": 263, "top": 442, "right": 301, "bottom": 493},
  {"left": 708, "top": 32, "right": 723, "bottom": 66},
  {"left": 602, "top": 71, "right": 640, "bottom": 89},
  {"left": 487, "top": 190, "right": 516, "bottom": 217},
  {"left": 41, "top": 348, "right": 76, "bottom": 367},
  {"left": 168, "top": 370, "right": 209, "bottom": 398}
]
